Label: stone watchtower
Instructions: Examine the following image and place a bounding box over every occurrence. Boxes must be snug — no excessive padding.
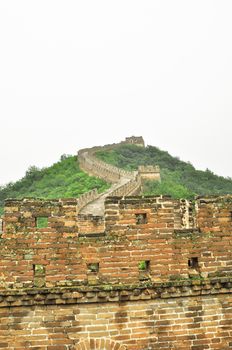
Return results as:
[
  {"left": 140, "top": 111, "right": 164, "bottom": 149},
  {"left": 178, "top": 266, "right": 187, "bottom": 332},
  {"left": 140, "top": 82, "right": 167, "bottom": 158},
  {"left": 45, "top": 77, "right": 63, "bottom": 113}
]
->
[
  {"left": 138, "top": 165, "right": 161, "bottom": 182},
  {"left": 124, "top": 136, "right": 145, "bottom": 147},
  {"left": 124, "top": 136, "right": 161, "bottom": 186}
]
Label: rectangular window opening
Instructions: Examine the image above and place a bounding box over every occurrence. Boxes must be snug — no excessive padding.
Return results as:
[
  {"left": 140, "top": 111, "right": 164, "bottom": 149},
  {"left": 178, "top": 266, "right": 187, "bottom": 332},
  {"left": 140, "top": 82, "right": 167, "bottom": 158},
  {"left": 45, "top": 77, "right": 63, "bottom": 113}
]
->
[
  {"left": 87, "top": 263, "right": 99, "bottom": 273},
  {"left": 33, "top": 264, "right": 46, "bottom": 288},
  {"left": 138, "top": 260, "right": 150, "bottom": 271},
  {"left": 36, "top": 216, "right": 48, "bottom": 229},
  {"left": 135, "top": 213, "right": 148, "bottom": 225},
  {"left": 188, "top": 257, "right": 199, "bottom": 269},
  {"left": 33, "top": 264, "right": 45, "bottom": 276}
]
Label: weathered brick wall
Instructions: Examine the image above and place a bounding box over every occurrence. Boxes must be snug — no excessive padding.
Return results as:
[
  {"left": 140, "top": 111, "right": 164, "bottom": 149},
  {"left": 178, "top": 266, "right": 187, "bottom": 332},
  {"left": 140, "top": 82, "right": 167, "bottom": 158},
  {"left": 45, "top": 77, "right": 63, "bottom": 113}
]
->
[
  {"left": 109, "top": 178, "right": 141, "bottom": 197},
  {"left": 124, "top": 136, "right": 145, "bottom": 147},
  {"left": 1, "top": 196, "right": 232, "bottom": 288},
  {"left": 1, "top": 288, "right": 232, "bottom": 349},
  {"left": 138, "top": 165, "right": 161, "bottom": 182},
  {"left": 76, "top": 189, "right": 101, "bottom": 213},
  {"left": 77, "top": 214, "right": 105, "bottom": 234},
  {"left": 0, "top": 195, "right": 232, "bottom": 349},
  {"left": 78, "top": 141, "right": 137, "bottom": 184}
]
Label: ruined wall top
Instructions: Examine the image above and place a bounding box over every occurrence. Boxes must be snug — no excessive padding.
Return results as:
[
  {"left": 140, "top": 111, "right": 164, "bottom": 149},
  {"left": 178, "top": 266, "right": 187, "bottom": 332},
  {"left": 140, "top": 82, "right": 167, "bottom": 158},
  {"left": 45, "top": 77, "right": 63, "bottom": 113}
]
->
[
  {"left": 3, "top": 194, "right": 231, "bottom": 233},
  {"left": 0, "top": 195, "right": 232, "bottom": 291},
  {"left": 138, "top": 165, "right": 160, "bottom": 173},
  {"left": 124, "top": 136, "right": 145, "bottom": 147}
]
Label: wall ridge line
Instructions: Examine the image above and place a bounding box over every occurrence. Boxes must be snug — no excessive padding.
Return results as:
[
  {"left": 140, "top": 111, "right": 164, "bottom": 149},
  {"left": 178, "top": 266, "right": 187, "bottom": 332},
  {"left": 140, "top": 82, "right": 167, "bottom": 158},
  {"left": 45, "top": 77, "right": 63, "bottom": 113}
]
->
[{"left": 77, "top": 137, "right": 145, "bottom": 215}]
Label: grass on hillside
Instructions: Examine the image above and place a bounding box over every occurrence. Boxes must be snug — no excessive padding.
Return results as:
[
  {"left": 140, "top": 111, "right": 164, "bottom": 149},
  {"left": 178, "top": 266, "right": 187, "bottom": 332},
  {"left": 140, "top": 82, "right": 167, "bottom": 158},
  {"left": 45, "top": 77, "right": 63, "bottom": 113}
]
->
[
  {"left": 1, "top": 144, "right": 231, "bottom": 215},
  {"left": 96, "top": 144, "right": 232, "bottom": 199},
  {"left": 0, "top": 155, "right": 109, "bottom": 215}
]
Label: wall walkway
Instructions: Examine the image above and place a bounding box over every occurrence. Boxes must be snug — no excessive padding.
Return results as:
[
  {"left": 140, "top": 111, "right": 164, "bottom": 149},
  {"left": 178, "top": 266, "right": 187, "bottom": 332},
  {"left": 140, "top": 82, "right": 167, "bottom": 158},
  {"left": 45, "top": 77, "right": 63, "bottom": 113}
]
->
[{"left": 77, "top": 138, "right": 142, "bottom": 215}]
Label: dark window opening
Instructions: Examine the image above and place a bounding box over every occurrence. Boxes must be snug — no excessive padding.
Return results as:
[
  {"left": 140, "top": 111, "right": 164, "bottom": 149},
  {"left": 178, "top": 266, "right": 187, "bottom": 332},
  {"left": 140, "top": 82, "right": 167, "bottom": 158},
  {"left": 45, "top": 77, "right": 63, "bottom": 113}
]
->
[
  {"left": 136, "top": 213, "right": 148, "bottom": 225},
  {"left": 33, "top": 264, "right": 45, "bottom": 276},
  {"left": 138, "top": 260, "right": 150, "bottom": 271},
  {"left": 188, "top": 257, "right": 199, "bottom": 269},
  {"left": 33, "top": 264, "right": 46, "bottom": 288},
  {"left": 87, "top": 263, "right": 99, "bottom": 273},
  {"left": 36, "top": 217, "right": 48, "bottom": 229}
]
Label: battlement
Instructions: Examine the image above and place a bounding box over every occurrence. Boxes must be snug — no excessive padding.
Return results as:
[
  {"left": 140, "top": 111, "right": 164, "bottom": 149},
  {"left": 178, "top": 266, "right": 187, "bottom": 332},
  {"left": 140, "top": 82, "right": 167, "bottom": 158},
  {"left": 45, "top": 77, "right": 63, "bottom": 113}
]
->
[
  {"left": 78, "top": 148, "right": 135, "bottom": 183},
  {"left": 1, "top": 195, "right": 231, "bottom": 290},
  {"left": 1, "top": 195, "right": 232, "bottom": 349},
  {"left": 138, "top": 165, "right": 161, "bottom": 181},
  {"left": 78, "top": 136, "right": 146, "bottom": 181},
  {"left": 0, "top": 138, "right": 230, "bottom": 349},
  {"left": 0, "top": 120, "right": 228, "bottom": 349},
  {"left": 124, "top": 136, "right": 145, "bottom": 147}
]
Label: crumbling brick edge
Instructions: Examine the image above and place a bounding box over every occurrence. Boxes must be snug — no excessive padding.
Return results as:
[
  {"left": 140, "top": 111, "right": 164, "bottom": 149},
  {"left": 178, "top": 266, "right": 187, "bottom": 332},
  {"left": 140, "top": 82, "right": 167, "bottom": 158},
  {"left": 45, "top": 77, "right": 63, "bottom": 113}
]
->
[{"left": 1, "top": 278, "right": 232, "bottom": 308}]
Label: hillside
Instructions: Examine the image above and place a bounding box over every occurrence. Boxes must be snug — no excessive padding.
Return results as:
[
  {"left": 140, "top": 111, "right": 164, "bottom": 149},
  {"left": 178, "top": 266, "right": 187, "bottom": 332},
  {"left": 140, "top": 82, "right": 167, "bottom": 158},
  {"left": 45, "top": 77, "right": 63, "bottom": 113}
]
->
[
  {"left": 96, "top": 144, "right": 232, "bottom": 199},
  {"left": 1, "top": 143, "right": 231, "bottom": 216},
  {"left": 0, "top": 155, "right": 109, "bottom": 215}
]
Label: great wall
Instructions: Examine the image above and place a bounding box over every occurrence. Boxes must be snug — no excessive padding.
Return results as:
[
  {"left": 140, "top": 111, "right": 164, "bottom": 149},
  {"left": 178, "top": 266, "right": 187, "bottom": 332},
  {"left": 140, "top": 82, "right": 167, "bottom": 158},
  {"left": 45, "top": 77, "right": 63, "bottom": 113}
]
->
[
  {"left": 0, "top": 137, "right": 232, "bottom": 349},
  {"left": 77, "top": 136, "right": 160, "bottom": 216}
]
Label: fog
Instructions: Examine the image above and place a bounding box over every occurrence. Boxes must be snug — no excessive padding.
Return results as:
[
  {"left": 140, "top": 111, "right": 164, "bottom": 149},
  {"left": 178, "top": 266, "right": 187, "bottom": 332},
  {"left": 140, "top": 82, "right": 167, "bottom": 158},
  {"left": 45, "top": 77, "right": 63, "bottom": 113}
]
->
[{"left": 0, "top": 1, "right": 231, "bottom": 185}]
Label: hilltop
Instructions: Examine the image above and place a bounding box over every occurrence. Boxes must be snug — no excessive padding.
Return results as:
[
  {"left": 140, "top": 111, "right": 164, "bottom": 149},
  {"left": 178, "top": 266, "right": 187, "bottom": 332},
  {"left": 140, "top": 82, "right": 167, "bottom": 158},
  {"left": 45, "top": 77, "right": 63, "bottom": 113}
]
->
[{"left": 96, "top": 144, "right": 232, "bottom": 199}]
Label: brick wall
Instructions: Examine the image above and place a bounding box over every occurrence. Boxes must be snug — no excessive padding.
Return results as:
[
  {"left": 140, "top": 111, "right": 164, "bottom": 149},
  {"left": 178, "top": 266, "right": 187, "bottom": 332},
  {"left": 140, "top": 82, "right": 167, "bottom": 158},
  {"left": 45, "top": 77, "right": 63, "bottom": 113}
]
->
[
  {"left": 0, "top": 195, "right": 232, "bottom": 349},
  {"left": 138, "top": 166, "right": 161, "bottom": 182},
  {"left": 1, "top": 196, "right": 232, "bottom": 288},
  {"left": 1, "top": 290, "right": 232, "bottom": 349},
  {"left": 78, "top": 214, "right": 105, "bottom": 234},
  {"left": 78, "top": 143, "right": 136, "bottom": 184}
]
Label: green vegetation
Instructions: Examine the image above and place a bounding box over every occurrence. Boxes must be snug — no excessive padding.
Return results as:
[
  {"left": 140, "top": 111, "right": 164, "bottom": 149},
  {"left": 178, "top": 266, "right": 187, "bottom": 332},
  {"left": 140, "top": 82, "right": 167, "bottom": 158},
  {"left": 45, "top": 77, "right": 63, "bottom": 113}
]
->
[
  {"left": 34, "top": 264, "right": 46, "bottom": 276},
  {"left": 0, "top": 155, "right": 109, "bottom": 215},
  {"left": 1, "top": 143, "right": 231, "bottom": 215},
  {"left": 36, "top": 217, "right": 48, "bottom": 229},
  {"left": 96, "top": 144, "right": 232, "bottom": 199},
  {"left": 87, "top": 263, "right": 99, "bottom": 273},
  {"left": 138, "top": 260, "right": 148, "bottom": 271}
]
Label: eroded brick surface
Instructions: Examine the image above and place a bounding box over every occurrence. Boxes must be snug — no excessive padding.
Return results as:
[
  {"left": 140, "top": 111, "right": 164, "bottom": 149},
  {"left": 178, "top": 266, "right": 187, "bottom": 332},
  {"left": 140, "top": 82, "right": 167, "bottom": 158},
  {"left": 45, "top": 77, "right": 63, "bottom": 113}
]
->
[
  {"left": 1, "top": 294, "right": 232, "bottom": 349},
  {"left": 0, "top": 195, "right": 232, "bottom": 348}
]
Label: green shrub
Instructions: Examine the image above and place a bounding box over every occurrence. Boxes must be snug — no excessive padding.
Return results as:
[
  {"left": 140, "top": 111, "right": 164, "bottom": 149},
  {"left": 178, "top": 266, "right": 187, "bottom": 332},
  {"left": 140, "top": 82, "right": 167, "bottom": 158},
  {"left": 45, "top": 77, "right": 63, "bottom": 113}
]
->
[
  {"left": 96, "top": 144, "right": 232, "bottom": 199},
  {"left": 0, "top": 156, "right": 110, "bottom": 213}
]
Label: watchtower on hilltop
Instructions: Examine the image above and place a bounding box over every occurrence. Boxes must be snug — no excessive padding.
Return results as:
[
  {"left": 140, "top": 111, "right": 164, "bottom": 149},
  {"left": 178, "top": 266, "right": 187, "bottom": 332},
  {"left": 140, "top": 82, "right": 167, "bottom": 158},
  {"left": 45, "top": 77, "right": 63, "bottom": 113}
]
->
[{"left": 124, "top": 136, "right": 145, "bottom": 147}]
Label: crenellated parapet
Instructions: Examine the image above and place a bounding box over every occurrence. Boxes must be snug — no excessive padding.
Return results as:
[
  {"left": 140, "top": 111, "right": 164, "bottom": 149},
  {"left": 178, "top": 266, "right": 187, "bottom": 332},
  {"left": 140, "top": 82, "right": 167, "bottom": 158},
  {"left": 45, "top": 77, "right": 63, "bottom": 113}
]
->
[
  {"left": 76, "top": 189, "right": 101, "bottom": 213},
  {"left": 78, "top": 136, "right": 147, "bottom": 185},
  {"left": 1, "top": 195, "right": 232, "bottom": 290},
  {"left": 1, "top": 135, "right": 232, "bottom": 349},
  {"left": 138, "top": 165, "right": 161, "bottom": 182},
  {"left": 124, "top": 136, "right": 145, "bottom": 147},
  {"left": 78, "top": 144, "right": 136, "bottom": 182},
  {"left": 1, "top": 195, "right": 232, "bottom": 349},
  {"left": 109, "top": 175, "right": 141, "bottom": 197}
]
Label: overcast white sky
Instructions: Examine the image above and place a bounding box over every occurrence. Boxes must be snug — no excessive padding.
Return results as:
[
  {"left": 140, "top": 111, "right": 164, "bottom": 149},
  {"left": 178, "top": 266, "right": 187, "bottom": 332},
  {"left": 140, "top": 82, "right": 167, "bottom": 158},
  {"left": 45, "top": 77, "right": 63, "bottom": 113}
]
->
[{"left": 0, "top": 1, "right": 231, "bottom": 185}]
